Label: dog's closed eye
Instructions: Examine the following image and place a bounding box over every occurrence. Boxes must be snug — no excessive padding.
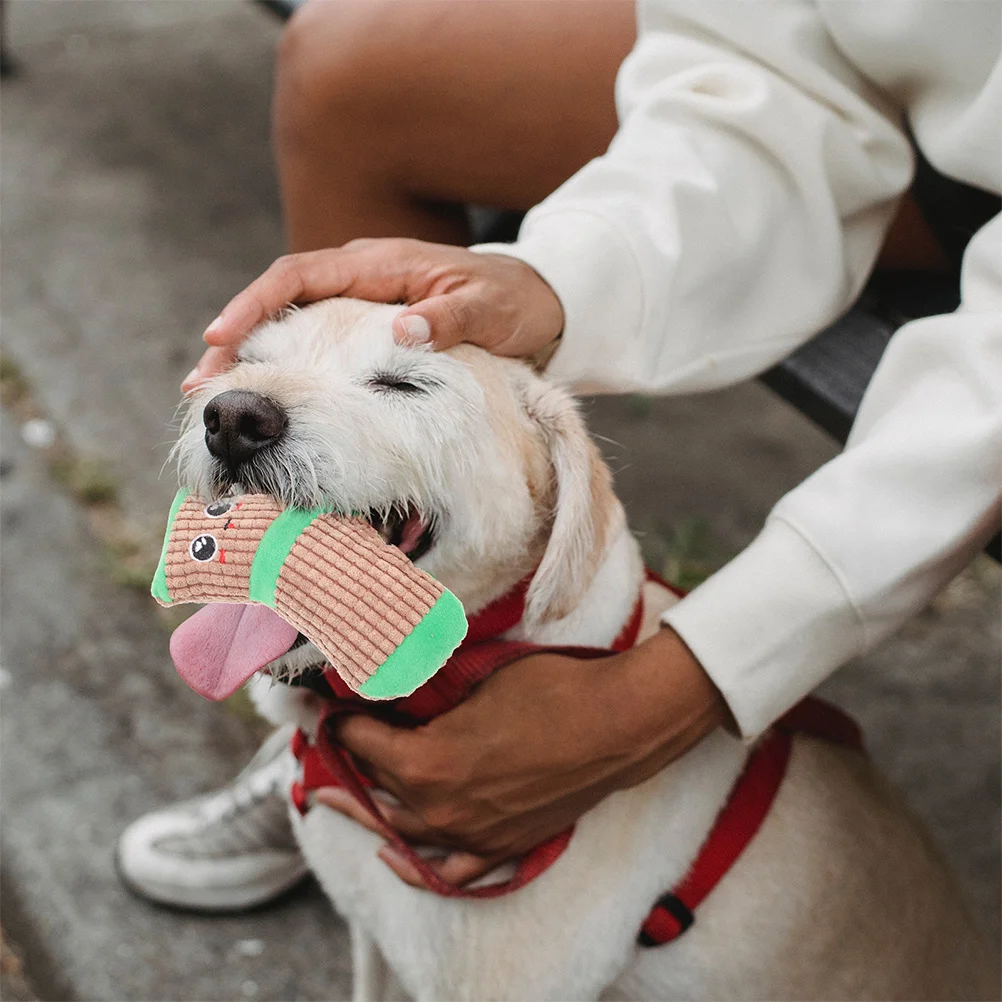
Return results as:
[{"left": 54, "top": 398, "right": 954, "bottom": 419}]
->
[{"left": 367, "top": 372, "right": 435, "bottom": 395}]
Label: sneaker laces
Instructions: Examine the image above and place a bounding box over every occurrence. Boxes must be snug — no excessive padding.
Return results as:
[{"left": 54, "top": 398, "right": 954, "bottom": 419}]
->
[
  {"left": 154, "top": 728, "right": 301, "bottom": 857},
  {"left": 201, "top": 751, "right": 294, "bottom": 821}
]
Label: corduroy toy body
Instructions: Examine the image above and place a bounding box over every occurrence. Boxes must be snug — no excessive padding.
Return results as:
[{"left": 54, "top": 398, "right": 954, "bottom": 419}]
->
[
  {"left": 169, "top": 298, "right": 994, "bottom": 1002},
  {"left": 152, "top": 491, "right": 466, "bottom": 701}
]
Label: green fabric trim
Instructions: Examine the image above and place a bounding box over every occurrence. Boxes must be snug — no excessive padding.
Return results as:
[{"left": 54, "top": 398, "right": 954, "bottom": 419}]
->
[
  {"left": 248, "top": 506, "right": 326, "bottom": 605},
  {"left": 151, "top": 488, "right": 190, "bottom": 604},
  {"left": 359, "top": 589, "right": 468, "bottom": 699}
]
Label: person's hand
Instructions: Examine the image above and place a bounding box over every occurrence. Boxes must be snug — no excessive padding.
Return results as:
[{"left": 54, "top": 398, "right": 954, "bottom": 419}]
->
[
  {"left": 312, "top": 627, "right": 731, "bottom": 888},
  {"left": 182, "top": 239, "right": 564, "bottom": 393}
]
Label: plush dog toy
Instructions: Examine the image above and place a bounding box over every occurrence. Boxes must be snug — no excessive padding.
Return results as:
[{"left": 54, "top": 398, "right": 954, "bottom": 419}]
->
[{"left": 151, "top": 490, "right": 467, "bottom": 701}]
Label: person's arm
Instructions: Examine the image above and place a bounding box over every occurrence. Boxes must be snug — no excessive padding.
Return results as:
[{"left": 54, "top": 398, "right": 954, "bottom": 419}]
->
[
  {"left": 664, "top": 213, "right": 1002, "bottom": 735},
  {"left": 312, "top": 247, "right": 1002, "bottom": 887},
  {"left": 472, "top": 2, "right": 914, "bottom": 392},
  {"left": 466, "top": 3, "right": 1000, "bottom": 736}
]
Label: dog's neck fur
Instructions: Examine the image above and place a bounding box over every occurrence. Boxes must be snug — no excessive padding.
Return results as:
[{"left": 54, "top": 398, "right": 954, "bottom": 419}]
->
[
  {"left": 504, "top": 514, "right": 646, "bottom": 649},
  {"left": 255, "top": 496, "right": 756, "bottom": 1002},
  {"left": 284, "top": 508, "right": 753, "bottom": 1002}
]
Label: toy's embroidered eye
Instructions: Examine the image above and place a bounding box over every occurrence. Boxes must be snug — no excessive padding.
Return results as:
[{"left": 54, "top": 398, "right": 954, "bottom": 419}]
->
[
  {"left": 205, "top": 501, "right": 232, "bottom": 518},
  {"left": 190, "top": 534, "right": 218, "bottom": 561}
]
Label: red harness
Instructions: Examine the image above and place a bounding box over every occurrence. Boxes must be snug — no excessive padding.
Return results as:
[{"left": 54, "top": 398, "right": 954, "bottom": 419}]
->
[{"left": 290, "top": 573, "right": 863, "bottom": 947}]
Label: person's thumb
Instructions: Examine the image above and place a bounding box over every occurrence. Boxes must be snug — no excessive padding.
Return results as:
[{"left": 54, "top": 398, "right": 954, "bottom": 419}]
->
[{"left": 393, "top": 292, "right": 488, "bottom": 352}]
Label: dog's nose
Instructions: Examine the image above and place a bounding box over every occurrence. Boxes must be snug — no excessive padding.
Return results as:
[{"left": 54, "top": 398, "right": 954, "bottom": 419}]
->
[{"left": 203, "top": 390, "right": 287, "bottom": 471}]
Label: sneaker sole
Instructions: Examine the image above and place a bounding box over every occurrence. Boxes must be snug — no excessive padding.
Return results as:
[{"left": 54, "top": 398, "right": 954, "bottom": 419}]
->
[{"left": 114, "top": 847, "right": 311, "bottom": 913}]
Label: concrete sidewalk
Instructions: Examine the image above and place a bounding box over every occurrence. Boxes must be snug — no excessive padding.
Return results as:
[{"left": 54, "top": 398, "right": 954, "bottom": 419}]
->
[{"left": 1, "top": 2, "right": 998, "bottom": 999}]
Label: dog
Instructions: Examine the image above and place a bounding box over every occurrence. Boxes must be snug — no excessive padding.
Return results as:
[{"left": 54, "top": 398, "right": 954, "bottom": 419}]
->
[{"left": 175, "top": 297, "right": 996, "bottom": 1001}]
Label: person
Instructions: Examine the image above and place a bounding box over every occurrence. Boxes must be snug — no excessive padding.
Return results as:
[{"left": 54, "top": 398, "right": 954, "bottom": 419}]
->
[{"left": 117, "top": 0, "right": 1000, "bottom": 907}]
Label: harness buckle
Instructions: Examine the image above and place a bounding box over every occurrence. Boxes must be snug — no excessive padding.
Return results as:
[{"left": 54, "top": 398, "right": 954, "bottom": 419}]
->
[{"left": 637, "top": 892, "right": 695, "bottom": 947}]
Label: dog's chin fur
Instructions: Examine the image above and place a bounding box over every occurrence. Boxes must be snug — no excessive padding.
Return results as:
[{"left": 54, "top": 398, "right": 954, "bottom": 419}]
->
[{"left": 177, "top": 298, "right": 996, "bottom": 1002}]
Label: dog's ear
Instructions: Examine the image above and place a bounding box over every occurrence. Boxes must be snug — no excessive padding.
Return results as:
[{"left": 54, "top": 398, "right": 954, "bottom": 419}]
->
[{"left": 523, "top": 383, "right": 621, "bottom": 626}]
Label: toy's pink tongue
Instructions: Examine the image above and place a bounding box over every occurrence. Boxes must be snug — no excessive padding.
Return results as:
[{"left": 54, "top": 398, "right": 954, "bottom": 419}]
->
[{"left": 169, "top": 604, "right": 299, "bottom": 701}]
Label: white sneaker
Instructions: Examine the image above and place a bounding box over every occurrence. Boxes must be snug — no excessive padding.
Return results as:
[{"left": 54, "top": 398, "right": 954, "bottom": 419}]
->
[{"left": 117, "top": 725, "right": 309, "bottom": 911}]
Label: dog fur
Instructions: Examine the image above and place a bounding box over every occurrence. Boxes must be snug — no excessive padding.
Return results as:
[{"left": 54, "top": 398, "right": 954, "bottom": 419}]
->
[{"left": 177, "top": 298, "right": 996, "bottom": 1001}]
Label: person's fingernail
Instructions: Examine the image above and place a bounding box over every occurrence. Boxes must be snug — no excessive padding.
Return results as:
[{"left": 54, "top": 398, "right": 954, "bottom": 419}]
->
[
  {"left": 181, "top": 369, "right": 203, "bottom": 395},
  {"left": 398, "top": 314, "right": 431, "bottom": 344},
  {"left": 204, "top": 315, "right": 224, "bottom": 337}
]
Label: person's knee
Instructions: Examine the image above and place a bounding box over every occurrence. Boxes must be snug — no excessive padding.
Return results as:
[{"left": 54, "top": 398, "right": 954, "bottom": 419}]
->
[{"left": 273, "top": 0, "right": 414, "bottom": 159}]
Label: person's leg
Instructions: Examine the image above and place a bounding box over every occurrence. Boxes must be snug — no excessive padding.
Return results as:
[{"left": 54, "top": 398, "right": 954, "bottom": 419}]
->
[
  {"left": 273, "top": 0, "right": 636, "bottom": 251},
  {"left": 274, "top": 1, "right": 948, "bottom": 270}
]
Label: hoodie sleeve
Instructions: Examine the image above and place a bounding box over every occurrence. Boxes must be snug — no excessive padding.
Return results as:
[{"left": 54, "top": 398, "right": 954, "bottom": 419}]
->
[
  {"left": 473, "top": 1, "right": 913, "bottom": 393},
  {"left": 473, "top": 1, "right": 1001, "bottom": 736},
  {"left": 663, "top": 214, "right": 1001, "bottom": 735}
]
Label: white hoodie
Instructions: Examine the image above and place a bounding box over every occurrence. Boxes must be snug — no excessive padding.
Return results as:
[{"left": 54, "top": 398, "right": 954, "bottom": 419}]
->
[{"left": 475, "top": 1, "right": 1001, "bottom": 737}]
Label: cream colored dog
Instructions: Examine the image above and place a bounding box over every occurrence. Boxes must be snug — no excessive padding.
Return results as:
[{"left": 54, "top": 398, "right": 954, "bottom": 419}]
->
[{"left": 176, "top": 298, "right": 995, "bottom": 1002}]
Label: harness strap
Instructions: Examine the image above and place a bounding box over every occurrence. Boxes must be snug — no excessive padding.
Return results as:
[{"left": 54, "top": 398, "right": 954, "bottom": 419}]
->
[
  {"left": 638, "top": 726, "right": 792, "bottom": 945},
  {"left": 296, "top": 640, "right": 620, "bottom": 897},
  {"left": 289, "top": 570, "right": 864, "bottom": 944},
  {"left": 463, "top": 572, "right": 648, "bottom": 653},
  {"left": 638, "top": 696, "right": 864, "bottom": 947}
]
